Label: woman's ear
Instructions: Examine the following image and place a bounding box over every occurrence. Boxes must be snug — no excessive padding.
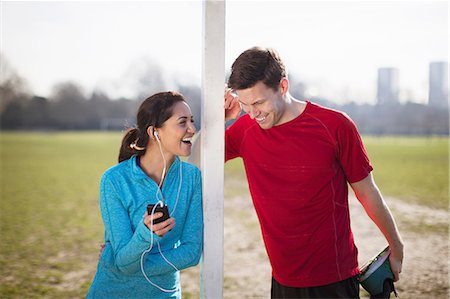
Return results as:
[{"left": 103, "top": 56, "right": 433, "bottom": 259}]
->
[
  {"left": 147, "top": 126, "right": 154, "bottom": 139},
  {"left": 147, "top": 126, "right": 159, "bottom": 141}
]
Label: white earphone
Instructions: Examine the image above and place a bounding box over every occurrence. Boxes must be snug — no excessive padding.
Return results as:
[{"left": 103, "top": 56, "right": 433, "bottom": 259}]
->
[{"left": 140, "top": 125, "right": 182, "bottom": 293}]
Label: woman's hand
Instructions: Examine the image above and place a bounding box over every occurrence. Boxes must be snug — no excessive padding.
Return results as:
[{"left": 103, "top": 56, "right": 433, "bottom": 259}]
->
[{"left": 143, "top": 212, "right": 175, "bottom": 237}]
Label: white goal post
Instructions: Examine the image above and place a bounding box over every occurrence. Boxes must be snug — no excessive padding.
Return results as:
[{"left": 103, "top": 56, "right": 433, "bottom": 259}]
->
[{"left": 200, "top": 1, "right": 225, "bottom": 298}]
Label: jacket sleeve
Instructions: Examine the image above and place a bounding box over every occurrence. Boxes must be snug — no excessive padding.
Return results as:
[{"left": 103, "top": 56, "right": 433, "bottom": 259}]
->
[
  {"left": 100, "top": 173, "right": 162, "bottom": 275},
  {"left": 142, "top": 168, "right": 204, "bottom": 276}
]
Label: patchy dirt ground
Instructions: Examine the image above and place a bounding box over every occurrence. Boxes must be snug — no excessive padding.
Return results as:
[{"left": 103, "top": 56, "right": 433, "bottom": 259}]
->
[{"left": 182, "top": 186, "right": 449, "bottom": 298}]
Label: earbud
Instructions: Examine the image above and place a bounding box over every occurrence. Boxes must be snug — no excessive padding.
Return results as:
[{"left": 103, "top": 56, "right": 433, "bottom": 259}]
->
[{"left": 153, "top": 130, "right": 160, "bottom": 141}]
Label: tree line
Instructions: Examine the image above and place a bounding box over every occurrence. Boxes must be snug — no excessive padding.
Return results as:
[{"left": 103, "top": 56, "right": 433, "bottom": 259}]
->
[
  {"left": 0, "top": 59, "right": 447, "bottom": 135},
  {"left": 0, "top": 57, "right": 201, "bottom": 131},
  {"left": 1, "top": 83, "right": 201, "bottom": 131}
]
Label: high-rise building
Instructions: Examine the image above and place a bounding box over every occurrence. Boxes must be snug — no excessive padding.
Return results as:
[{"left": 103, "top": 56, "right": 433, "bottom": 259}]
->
[
  {"left": 377, "top": 67, "right": 399, "bottom": 105},
  {"left": 428, "top": 61, "right": 448, "bottom": 108}
]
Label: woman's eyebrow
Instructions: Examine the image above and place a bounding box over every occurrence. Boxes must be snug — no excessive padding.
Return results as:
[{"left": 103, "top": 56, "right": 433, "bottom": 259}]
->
[{"left": 177, "top": 115, "right": 193, "bottom": 121}]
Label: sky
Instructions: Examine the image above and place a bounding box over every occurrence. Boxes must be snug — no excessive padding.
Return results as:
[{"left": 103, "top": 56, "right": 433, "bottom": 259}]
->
[{"left": 1, "top": 0, "right": 448, "bottom": 104}]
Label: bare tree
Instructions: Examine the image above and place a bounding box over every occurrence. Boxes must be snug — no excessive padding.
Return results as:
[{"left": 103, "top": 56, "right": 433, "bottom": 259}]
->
[
  {"left": 49, "top": 81, "right": 89, "bottom": 129},
  {"left": 0, "top": 54, "right": 30, "bottom": 113},
  {"left": 121, "top": 57, "right": 167, "bottom": 101}
]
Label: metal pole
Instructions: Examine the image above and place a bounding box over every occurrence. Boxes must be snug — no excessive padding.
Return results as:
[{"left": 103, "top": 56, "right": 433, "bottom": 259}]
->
[{"left": 200, "top": 0, "right": 225, "bottom": 298}]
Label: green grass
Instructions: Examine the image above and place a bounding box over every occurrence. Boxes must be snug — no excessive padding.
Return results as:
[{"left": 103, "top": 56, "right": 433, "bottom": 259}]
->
[
  {"left": 363, "top": 136, "right": 448, "bottom": 209},
  {"left": 0, "top": 132, "right": 448, "bottom": 298},
  {"left": 225, "top": 136, "right": 449, "bottom": 209},
  {"left": 0, "top": 132, "right": 119, "bottom": 298}
]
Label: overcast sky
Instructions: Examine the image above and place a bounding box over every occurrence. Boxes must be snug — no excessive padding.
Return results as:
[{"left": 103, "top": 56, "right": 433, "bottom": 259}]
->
[{"left": 1, "top": 0, "right": 448, "bottom": 104}]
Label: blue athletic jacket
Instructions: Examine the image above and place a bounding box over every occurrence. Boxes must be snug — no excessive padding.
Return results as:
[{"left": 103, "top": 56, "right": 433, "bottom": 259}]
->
[{"left": 87, "top": 155, "right": 203, "bottom": 298}]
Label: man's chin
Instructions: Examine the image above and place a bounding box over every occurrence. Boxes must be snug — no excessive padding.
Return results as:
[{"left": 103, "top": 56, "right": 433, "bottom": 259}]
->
[{"left": 257, "top": 122, "right": 273, "bottom": 130}]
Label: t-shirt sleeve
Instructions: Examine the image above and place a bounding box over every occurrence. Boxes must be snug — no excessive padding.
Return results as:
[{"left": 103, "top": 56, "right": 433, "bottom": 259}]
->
[
  {"left": 336, "top": 113, "right": 373, "bottom": 183},
  {"left": 225, "top": 117, "right": 247, "bottom": 161}
]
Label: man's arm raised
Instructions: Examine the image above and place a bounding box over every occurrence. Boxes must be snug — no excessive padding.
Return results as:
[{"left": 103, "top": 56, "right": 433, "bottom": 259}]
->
[{"left": 188, "top": 86, "right": 242, "bottom": 167}]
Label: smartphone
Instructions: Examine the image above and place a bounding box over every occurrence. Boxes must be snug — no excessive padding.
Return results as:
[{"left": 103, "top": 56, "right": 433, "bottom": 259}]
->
[{"left": 147, "top": 204, "right": 170, "bottom": 225}]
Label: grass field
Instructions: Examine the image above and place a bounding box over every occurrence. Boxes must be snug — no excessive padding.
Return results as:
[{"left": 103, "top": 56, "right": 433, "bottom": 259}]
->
[
  {"left": 0, "top": 132, "right": 448, "bottom": 298},
  {"left": 0, "top": 132, "right": 118, "bottom": 298},
  {"left": 363, "top": 136, "right": 448, "bottom": 209},
  {"left": 225, "top": 135, "right": 449, "bottom": 209}
]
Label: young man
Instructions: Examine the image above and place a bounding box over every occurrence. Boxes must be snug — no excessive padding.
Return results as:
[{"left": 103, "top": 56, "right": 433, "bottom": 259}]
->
[{"left": 223, "top": 47, "right": 403, "bottom": 298}]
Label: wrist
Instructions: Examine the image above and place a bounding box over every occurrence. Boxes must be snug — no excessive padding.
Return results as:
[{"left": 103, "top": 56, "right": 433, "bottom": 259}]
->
[{"left": 389, "top": 241, "right": 404, "bottom": 256}]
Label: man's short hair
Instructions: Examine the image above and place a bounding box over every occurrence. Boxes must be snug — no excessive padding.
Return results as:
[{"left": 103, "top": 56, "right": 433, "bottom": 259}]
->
[{"left": 228, "top": 46, "right": 287, "bottom": 91}]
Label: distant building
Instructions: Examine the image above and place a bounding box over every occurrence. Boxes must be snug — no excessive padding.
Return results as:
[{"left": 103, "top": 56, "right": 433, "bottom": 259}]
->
[
  {"left": 377, "top": 67, "right": 399, "bottom": 105},
  {"left": 428, "top": 61, "right": 449, "bottom": 108}
]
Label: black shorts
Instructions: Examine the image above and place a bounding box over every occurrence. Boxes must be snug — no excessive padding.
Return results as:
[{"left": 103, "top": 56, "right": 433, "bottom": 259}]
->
[{"left": 271, "top": 276, "right": 360, "bottom": 299}]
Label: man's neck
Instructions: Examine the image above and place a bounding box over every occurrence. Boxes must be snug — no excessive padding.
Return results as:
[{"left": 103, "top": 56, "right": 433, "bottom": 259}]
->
[{"left": 279, "top": 94, "right": 307, "bottom": 124}]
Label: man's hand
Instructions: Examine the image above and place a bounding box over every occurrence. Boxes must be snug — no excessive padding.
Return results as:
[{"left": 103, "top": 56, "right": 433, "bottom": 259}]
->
[
  {"left": 351, "top": 173, "right": 404, "bottom": 282},
  {"left": 389, "top": 245, "right": 404, "bottom": 281},
  {"left": 98, "top": 243, "right": 105, "bottom": 260},
  {"left": 224, "top": 87, "right": 241, "bottom": 121}
]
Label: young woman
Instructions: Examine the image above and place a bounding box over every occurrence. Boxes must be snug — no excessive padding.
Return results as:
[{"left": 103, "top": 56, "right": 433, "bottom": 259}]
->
[{"left": 87, "top": 91, "right": 203, "bottom": 298}]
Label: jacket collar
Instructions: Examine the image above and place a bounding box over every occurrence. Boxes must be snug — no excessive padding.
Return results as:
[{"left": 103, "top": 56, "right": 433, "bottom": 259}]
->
[{"left": 130, "top": 154, "right": 180, "bottom": 181}]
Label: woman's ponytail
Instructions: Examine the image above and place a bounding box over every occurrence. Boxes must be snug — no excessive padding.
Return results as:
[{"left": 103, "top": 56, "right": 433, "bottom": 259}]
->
[{"left": 118, "top": 128, "right": 145, "bottom": 163}]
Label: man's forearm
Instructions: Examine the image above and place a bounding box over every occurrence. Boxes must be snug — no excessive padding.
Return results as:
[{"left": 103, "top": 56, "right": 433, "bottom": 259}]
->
[{"left": 351, "top": 173, "right": 404, "bottom": 280}]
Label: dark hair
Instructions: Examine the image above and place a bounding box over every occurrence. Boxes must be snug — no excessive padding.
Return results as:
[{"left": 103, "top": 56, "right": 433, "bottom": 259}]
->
[
  {"left": 118, "top": 91, "right": 186, "bottom": 162},
  {"left": 228, "top": 46, "right": 287, "bottom": 91}
]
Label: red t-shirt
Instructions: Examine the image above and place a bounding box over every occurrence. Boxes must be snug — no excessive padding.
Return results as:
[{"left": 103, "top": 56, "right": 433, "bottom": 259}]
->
[{"left": 225, "top": 101, "right": 373, "bottom": 287}]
